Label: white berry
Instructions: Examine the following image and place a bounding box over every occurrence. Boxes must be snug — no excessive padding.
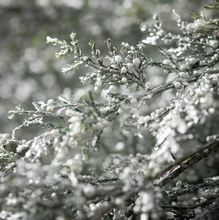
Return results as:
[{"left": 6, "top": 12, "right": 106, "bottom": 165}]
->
[
  {"left": 210, "top": 40, "right": 218, "bottom": 48},
  {"left": 46, "top": 105, "right": 54, "bottom": 112},
  {"left": 83, "top": 185, "right": 95, "bottom": 198},
  {"left": 145, "top": 82, "right": 151, "bottom": 88},
  {"left": 109, "top": 85, "right": 116, "bottom": 93},
  {"left": 127, "top": 63, "right": 133, "bottom": 69},
  {"left": 133, "top": 58, "right": 141, "bottom": 67},
  {"left": 188, "top": 57, "right": 197, "bottom": 65},
  {"left": 131, "top": 98, "right": 137, "bottom": 105},
  {"left": 122, "top": 77, "right": 127, "bottom": 83},
  {"left": 174, "top": 81, "right": 181, "bottom": 89},
  {"left": 96, "top": 81, "right": 102, "bottom": 87},
  {"left": 180, "top": 64, "right": 188, "bottom": 71},
  {"left": 163, "top": 59, "right": 171, "bottom": 65},
  {"left": 114, "top": 55, "right": 122, "bottom": 63},
  {"left": 179, "top": 72, "right": 188, "bottom": 78},
  {"left": 147, "top": 94, "right": 152, "bottom": 99},
  {"left": 66, "top": 109, "right": 75, "bottom": 117},
  {"left": 115, "top": 197, "right": 124, "bottom": 207},
  {"left": 121, "top": 66, "right": 127, "bottom": 73},
  {"left": 118, "top": 108, "right": 123, "bottom": 114},
  {"left": 83, "top": 56, "right": 89, "bottom": 61},
  {"left": 47, "top": 99, "right": 54, "bottom": 105}
]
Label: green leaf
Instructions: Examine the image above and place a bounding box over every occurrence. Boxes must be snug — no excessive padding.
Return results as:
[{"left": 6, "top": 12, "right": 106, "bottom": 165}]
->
[
  {"left": 189, "top": 11, "right": 201, "bottom": 19},
  {"left": 204, "top": 4, "right": 219, "bottom": 10},
  {"left": 62, "top": 61, "right": 84, "bottom": 74},
  {"left": 32, "top": 102, "right": 41, "bottom": 111},
  {"left": 8, "top": 114, "right": 14, "bottom": 119},
  {"left": 89, "top": 39, "right": 96, "bottom": 58}
]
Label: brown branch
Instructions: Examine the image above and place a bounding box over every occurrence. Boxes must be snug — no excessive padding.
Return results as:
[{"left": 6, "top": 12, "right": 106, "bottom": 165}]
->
[{"left": 154, "top": 140, "right": 219, "bottom": 187}]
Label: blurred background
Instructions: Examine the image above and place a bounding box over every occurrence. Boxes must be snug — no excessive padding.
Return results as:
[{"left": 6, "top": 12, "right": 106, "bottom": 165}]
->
[{"left": 0, "top": 0, "right": 213, "bottom": 134}]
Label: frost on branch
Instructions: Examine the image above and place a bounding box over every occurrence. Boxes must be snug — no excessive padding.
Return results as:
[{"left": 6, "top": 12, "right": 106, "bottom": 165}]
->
[{"left": 1, "top": 3, "right": 219, "bottom": 220}]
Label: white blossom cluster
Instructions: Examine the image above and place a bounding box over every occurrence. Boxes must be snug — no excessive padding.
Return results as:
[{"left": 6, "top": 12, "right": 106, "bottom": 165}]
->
[{"left": 187, "top": 17, "right": 219, "bottom": 37}]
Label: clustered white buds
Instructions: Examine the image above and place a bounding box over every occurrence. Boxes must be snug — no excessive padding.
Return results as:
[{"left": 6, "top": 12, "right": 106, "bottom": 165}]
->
[
  {"left": 186, "top": 57, "right": 198, "bottom": 65},
  {"left": 137, "top": 115, "right": 151, "bottom": 124},
  {"left": 66, "top": 158, "right": 83, "bottom": 173},
  {"left": 0, "top": 133, "right": 10, "bottom": 145},
  {"left": 186, "top": 19, "right": 208, "bottom": 33},
  {"left": 179, "top": 72, "right": 189, "bottom": 78},
  {"left": 46, "top": 99, "right": 54, "bottom": 112},
  {"left": 5, "top": 7, "right": 219, "bottom": 220},
  {"left": 46, "top": 36, "right": 57, "bottom": 44}
]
